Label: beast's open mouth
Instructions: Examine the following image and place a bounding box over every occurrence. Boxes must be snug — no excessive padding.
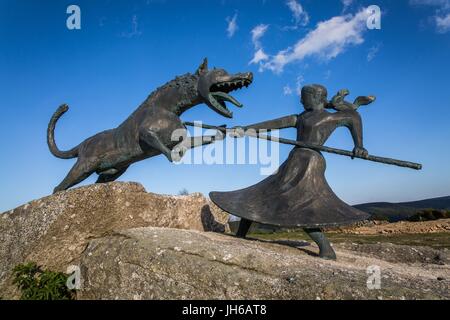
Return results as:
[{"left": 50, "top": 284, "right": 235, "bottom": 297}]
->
[{"left": 208, "top": 77, "right": 253, "bottom": 118}]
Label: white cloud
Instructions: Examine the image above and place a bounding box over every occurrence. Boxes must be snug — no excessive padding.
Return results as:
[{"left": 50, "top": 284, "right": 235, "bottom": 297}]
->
[
  {"left": 249, "top": 24, "right": 269, "bottom": 66},
  {"left": 226, "top": 13, "right": 238, "bottom": 38},
  {"left": 283, "top": 85, "right": 293, "bottom": 95},
  {"left": 286, "top": 0, "right": 309, "bottom": 26},
  {"left": 367, "top": 44, "right": 381, "bottom": 62},
  {"left": 251, "top": 24, "right": 269, "bottom": 48},
  {"left": 120, "top": 15, "right": 142, "bottom": 38},
  {"left": 250, "top": 48, "right": 269, "bottom": 65},
  {"left": 342, "top": 0, "right": 354, "bottom": 10},
  {"left": 410, "top": 0, "right": 450, "bottom": 33},
  {"left": 283, "top": 76, "right": 304, "bottom": 95},
  {"left": 436, "top": 12, "right": 450, "bottom": 31},
  {"left": 295, "top": 75, "right": 304, "bottom": 95},
  {"left": 261, "top": 8, "right": 371, "bottom": 73}
]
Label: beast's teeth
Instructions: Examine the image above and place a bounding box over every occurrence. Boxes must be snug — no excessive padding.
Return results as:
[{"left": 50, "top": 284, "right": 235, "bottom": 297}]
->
[
  {"left": 211, "top": 91, "right": 243, "bottom": 108},
  {"left": 208, "top": 93, "right": 232, "bottom": 118}
]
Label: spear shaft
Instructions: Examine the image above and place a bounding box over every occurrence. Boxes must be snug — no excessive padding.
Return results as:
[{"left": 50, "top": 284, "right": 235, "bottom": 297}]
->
[{"left": 184, "top": 121, "right": 422, "bottom": 171}]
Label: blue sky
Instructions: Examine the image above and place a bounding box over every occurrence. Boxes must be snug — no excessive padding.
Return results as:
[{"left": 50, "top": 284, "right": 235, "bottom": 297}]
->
[{"left": 1, "top": 0, "right": 449, "bottom": 212}]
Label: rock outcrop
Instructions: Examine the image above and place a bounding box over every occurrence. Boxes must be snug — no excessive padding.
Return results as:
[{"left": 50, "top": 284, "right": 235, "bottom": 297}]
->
[
  {"left": 333, "top": 219, "right": 450, "bottom": 235},
  {"left": 78, "top": 227, "right": 449, "bottom": 300},
  {"left": 0, "top": 182, "right": 228, "bottom": 298},
  {"left": 0, "top": 182, "right": 448, "bottom": 300}
]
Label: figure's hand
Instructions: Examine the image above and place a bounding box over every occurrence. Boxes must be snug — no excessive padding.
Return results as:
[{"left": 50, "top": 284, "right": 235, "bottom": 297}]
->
[
  {"left": 352, "top": 147, "right": 369, "bottom": 159},
  {"left": 229, "top": 126, "right": 246, "bottom": 138}
]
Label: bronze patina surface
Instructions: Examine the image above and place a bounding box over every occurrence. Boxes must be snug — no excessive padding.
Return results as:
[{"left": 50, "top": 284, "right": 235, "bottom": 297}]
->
[
  {"left": 47, "top": 59, "right": 252, "bottom": 193},
  {"left": 210, "top": 84, "right": 376, "bottom": 259}
]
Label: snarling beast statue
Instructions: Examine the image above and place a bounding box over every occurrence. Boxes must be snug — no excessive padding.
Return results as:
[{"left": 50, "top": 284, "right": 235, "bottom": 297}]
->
[{"left": 47, "top": 58, "right": 253, "bottom": 193}]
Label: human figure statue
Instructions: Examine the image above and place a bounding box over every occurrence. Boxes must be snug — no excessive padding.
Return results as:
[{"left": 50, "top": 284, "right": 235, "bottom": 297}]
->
[{"left": 209, "top": 84, "right": 373, "bottom": 260}]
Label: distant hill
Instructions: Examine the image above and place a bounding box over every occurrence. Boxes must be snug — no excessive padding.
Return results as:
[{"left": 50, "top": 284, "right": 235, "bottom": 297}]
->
[{"left": 354, "top": 196, "right": 450, "bottom": 222}]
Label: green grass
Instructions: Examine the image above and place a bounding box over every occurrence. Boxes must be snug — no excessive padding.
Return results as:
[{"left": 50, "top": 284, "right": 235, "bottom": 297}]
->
[{"left": 248, "top": 230, "right": 450, "bottom": 249}]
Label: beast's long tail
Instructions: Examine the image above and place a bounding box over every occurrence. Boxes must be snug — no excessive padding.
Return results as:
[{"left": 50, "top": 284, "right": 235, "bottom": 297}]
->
[{"left": 47, "top": 104, "right": 79, "bottom": 159}]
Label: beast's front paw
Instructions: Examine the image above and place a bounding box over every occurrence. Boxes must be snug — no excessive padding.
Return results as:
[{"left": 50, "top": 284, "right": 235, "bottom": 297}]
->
[{"left": 170, "top": 145, "right": 187, "bottom": 163}]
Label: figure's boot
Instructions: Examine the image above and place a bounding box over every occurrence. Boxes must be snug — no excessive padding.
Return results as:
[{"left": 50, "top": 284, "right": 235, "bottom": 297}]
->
[
  {"left": 304, "top": 228, "right": 336, "bottom": 260},
  {"left": 236, "top": 218, "right": 252, "bottom": 238}
]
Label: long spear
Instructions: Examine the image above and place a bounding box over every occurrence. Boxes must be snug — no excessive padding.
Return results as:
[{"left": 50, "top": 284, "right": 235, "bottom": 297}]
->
[{"left": 184, "top": 121, "right": 422, "bottom": 171}]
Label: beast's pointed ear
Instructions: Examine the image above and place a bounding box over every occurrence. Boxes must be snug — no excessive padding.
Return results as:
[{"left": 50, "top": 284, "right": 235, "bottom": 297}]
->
[{"left": 195, "top": 58, "right": 208, "bottom": 76}]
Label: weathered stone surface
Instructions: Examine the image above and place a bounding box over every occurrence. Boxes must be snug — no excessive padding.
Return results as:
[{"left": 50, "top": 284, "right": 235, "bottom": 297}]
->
[
  {"left": 337, "top": 242, "right": 449, "bottom": 265},
  {"left": 78, "top": 227, "right": 450, "bottom": 300},
  {"left": 1, "top": 182, "right": 448, "bottom": 300},
  {"left": 0, "top": 182, "right": 228, "bottom": 298},
  {"left": 332, "top": 219, "right": 450, "bottom": 234}
]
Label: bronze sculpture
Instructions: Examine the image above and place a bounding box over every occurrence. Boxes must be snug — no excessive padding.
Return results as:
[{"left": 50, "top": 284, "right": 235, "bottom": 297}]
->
[
  {"left": 209, "top": 84, "right": 378, "bottom": 260},
  {"left": 47, "top": 56, "right": 422, "bottom": 261},
  {"left": 47, "top": 59, "right": 253, "bottom": 193}
]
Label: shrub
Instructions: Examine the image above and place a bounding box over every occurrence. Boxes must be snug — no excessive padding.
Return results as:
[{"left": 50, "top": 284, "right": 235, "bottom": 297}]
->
[
  {"left": 178, "top": 188, "right": 189, "bottom": 195},
  {"left": 12, "top": 262, "right": 75, "bottom": 300},
  {"left": 369, "top": 214, "right": 390, "bottom": 222},
  {"left": 408, "top": 209, "right": 450, "bottom": 222}
]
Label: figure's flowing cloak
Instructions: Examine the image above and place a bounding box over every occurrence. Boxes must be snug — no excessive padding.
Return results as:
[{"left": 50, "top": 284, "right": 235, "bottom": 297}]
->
[{"left": 210, "top": 147, "right": 370, "bottom": 228}]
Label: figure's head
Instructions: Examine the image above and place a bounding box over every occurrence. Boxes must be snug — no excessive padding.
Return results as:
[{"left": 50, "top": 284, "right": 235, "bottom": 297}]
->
[
  {"left": 300, "top": 84, "right": 328, "bottom": 111},
  {"left": 196, "top": 58, "right": 253, "bottom": 118}
]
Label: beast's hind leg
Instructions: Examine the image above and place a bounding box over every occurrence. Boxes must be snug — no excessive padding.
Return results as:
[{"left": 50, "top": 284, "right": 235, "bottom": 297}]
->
[
  {"left": 96, "top": 166, "right": 129, "bottom": 183},
  {"left": 53, "top": 160, "right": 95, "bottom": 194}
]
